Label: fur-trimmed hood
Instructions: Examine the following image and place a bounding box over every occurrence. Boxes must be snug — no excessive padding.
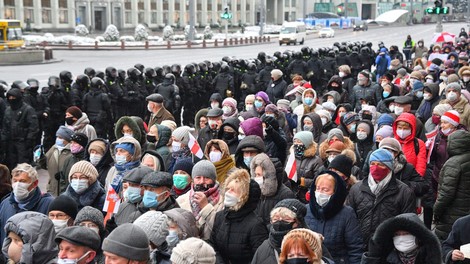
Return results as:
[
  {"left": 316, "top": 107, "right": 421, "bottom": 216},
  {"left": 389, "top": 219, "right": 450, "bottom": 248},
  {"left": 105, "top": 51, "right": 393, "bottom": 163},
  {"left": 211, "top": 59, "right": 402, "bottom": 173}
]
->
[
  {"left": 290, "top": 140, "right": 318, "bottom": 159},
  {"left": 249, "top": 153, "right": 278, "bottom": 197},
  {"left": 458, "top": 65, "right": 470, "bottom": 78},
  {"left": 369, "top": 213, "right": 442, "bottom": 263},
  {"left": 110, "top": 136, "right": 142, "bottom": 162},
  {"left": 319, "top": 137, "right": 354, "bottom": 161},
  {"left": 224, "top": 169, "right": 261, "bottom": 213},
  {"left": 115, "top": 116, "right": 142, "bottom": 143},
  {"left": 195, "top": 108, "right": 209, "bottom": 131}
]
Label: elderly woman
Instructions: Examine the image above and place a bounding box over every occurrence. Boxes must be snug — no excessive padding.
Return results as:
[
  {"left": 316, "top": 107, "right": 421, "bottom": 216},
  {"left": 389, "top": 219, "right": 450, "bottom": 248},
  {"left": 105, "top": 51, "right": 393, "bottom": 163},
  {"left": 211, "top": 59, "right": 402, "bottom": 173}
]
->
[
  {"left": 204, "top": 139, "right": 235, "bottom": 185},
  {"left": 63, "top": 160, "right": 106, "bottom": 212},
  {"left": 306, "top": 171, "right": 363, "bottom": 263},
  {"left": 279, "top": 228, "right": 334, "bottom": 264}
]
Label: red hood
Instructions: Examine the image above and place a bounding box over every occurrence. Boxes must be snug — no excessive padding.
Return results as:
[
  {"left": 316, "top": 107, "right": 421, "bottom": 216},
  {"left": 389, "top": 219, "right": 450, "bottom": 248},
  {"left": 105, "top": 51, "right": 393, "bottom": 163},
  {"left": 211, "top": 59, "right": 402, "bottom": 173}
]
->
[{"left": 393, "top": 112, "right": 416, "bottom": 143}]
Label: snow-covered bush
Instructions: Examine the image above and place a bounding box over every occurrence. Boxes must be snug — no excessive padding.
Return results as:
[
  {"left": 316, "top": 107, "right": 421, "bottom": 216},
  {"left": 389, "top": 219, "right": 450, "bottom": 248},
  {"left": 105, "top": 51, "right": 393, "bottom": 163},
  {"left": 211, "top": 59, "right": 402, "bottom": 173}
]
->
[
  {"left": 103, "top": 24, "right": 120, "bottom": 41},
  {"left": 163, "top": 25, "right": 174, "bottom": 40},
  {"left": 203, "top": 25, "right": 213, "bottom": 40},
  {"left": 75, "top": 24, "right": 89, "bottom": 36},
  {"left": 134, "top": 24, "right": 149, "bottom": 41},
  {"left": 120, "top": 36, "right": 135, "bottom": 42},
  {"left": 184, "top": 25, "right": 197, "bottom": 40},
  {"left": 95, "top": 36, "right": 105, "bottom": 42}
]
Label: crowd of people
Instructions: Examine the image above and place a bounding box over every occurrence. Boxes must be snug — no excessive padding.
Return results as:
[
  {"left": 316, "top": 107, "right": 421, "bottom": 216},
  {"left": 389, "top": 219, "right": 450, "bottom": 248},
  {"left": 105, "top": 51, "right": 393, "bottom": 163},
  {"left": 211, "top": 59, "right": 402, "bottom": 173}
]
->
[{"left": 0, "top": 28, "right": 470, "bottom": 264}]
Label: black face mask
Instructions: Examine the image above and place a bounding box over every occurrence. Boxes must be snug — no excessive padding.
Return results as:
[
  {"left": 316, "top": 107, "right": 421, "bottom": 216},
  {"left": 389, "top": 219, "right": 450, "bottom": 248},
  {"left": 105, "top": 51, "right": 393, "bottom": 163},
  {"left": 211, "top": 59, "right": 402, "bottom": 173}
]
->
[
  {"left": 65, "top": 117, "right": 75, "bottom": 125},
  {"left": 286, "top": 258, "right": 310, "bottom": 264},
  {"left": 193, "top": 183, "right": 215, "bottom": 192},
  {"left": 272, "top": 220, "right": 294, "bottom": 232},
  {"left": 362, "top": 113, "right": 373, "bottom": 121},
  {"left": 222, "top": 131, "right": 235, "bottom": 141},
  {"left": 29, "top": 87, "right": 39, "bottom": 94},
  {"left": 146, "top": 134, "right": 157, "bottom": 143},
  {"left": 7, "top": 98, "right": 21, "bottom": 109}
]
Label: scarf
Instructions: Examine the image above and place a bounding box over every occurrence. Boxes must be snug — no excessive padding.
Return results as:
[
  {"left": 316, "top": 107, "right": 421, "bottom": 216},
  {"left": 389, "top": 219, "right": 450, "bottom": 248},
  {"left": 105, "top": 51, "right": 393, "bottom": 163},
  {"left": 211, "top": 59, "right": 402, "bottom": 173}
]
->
[
  {"left": 171, "top": 146, "right": 191, "bottom": 159},
  {"left": 173, "top": 185, "right": 191, "bottom": 197},
  {"left": 112, "top": 160, "right": 140, "bottom": 193},
  {"left": 368, "top": 171, "right": 393, "bottom": 195},
  {"left": 397, "top": 248, "right": 419, "bottom": 264},
  {"left": 189, "top": 183, "right": 220, "bottom": 220},
  {"left": 269, "top": 225, "right": 290, "bottom": 249},
  {"left": 393, "top": 153, "right": 407, "bottom": 174},
  {"left": 213, "top": 156, "right": 235, "bottom": 184},
  {"left": 417, "top": 98, "right": 437, "bottom": 122}
]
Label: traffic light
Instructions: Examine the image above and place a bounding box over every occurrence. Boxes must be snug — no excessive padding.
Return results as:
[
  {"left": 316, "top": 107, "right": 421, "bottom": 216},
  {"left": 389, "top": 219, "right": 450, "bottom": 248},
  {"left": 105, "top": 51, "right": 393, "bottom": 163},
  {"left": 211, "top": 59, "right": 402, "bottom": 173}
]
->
[
  {"left": 434, "top": 0, "right": 442, "bottom": 8},
  {"left": 221, "top": 6, "right": 232, "bottom": 19},
  {"left": 337, "top": 6, "right": 344, "bottom": 15},
  {"left": 426, "top": 6, "right": 449, "bottom": 14}
]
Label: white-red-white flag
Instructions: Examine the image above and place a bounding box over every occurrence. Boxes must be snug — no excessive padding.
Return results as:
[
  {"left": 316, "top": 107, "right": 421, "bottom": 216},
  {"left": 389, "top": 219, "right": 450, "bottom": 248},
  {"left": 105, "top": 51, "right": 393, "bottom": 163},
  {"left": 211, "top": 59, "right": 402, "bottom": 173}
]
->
[
  {"left": 188, "top": 133, "right": 204, "bottom": 159},
  {"left": 285, "top": 152, "right": 297, "bottom": 182},
  {"left": 103, "top": 184, "right": 121, "bottom": 224}
]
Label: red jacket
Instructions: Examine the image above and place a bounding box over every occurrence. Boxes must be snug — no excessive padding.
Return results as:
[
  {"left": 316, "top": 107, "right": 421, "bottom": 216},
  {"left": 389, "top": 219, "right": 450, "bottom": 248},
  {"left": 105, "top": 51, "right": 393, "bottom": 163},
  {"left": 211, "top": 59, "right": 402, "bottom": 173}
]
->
[{"left": 393, "top": 113, "right": 427, "bottom": 176}]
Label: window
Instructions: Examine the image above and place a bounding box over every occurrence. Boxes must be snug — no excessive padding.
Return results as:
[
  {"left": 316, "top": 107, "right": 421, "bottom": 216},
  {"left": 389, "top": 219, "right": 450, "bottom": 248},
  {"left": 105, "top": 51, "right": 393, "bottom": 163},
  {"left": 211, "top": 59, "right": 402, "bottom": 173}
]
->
[
  {"left": 285, "top": 0, "right": 289, "bottom": 7},
  {"left": 59, "top": 0, "right": 67, "bottom": 8},
  {"left": 138, "top": 12, "right": 144, "bottom": 23},
  {"left": 7, "top": 28, "right": 22, "bottom": 41},
  {"left": 4, "top": 8, "right": 15, "bottom": 19},
  {"left": 24, "top": 8, "right": 34, "bottom": 23},
  {"left": 151, "top": 12, "right": 157, "bottom": 23},
  {"left": 124, "top": 1, "right": 131, "bottom": 10},
  {"left": 59, "top": 10, "right": 68, "bottom": 23},
  {"left": 291, "top": 1, "right": 296, "bottom": 7},
  {"left": 41, "top": 0, "right": 51, "bottom": 8},
  {"left": 42, "top": 9, "right": 51, "bottom": 23},
  {"left": 125, "top": 11, "right": 132, "bottom": 24},
  {"left": 4, "top": 0, "right": 15, "bottom": 5},
  {"left": 24, "top": 0, "right": 33, "bottom": 7}
]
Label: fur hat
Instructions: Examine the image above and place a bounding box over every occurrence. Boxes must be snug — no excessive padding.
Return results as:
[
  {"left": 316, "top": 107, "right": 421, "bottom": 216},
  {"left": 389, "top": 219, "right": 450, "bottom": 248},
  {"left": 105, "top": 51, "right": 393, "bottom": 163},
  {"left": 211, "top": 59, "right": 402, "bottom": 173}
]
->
[
  {"left": 133, "top": 211, "right": 169, "bottom": 247},
  {"left": 56, "top": 126, "right": 74, "bottom": 142},
  {"left": 433, "top": 103, "right": 453, "bottom": 116},
  {"left": 282, "top": 229, "right": 324, "bottom": 260},
  {"left": 172, "top": 126, "right": 191, "bottom": 145},
  {"left": 249, "top": 153, "right": 278, "bottom": 197},
  {"left": 102, "top": 223, "right": 149, "bottom": 261},
  {"left": 224, "top": 169, "right": 251, "bottom": 211},
  {"left": 66, "top": 106, "right": 83, "bottom": 119},
  {"left": 441, "top": 110, "right": 460, "bottom": 127},
  {"left": 170, "top": 237, "right": 216, "bottom": 264},
  {"left": 68, "top": 161, "right": 98, "bottom": 183}
]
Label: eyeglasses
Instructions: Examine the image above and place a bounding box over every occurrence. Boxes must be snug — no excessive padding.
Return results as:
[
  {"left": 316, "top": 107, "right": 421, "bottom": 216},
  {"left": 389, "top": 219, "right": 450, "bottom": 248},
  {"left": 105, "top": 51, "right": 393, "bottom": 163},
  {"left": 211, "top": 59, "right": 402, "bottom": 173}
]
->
[
  {"left": 70, "top": 174, "right": 89, "bottom": 180},
  {"left": 79, "top": 222, "right": 99, "bottom": 229},
  {"left": 49, "top": 213, "right": 68, "bottom": 220}
]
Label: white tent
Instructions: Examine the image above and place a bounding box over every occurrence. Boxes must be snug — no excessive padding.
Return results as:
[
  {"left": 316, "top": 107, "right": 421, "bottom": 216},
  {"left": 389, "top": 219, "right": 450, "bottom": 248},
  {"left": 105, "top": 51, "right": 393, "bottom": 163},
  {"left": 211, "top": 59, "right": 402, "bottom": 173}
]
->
[{"left": 375, "top": 10, "right": 409, "bottom": 24}]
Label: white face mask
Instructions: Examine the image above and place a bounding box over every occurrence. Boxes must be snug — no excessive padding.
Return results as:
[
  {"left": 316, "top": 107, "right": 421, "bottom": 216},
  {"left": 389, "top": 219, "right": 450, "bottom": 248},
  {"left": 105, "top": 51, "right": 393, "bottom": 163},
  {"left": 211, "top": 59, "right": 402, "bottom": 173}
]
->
[
  {"left": 321, "top": 117, "right": 328, "bottom": 126},
  {"left": 396, "top": 129, "right": 412, "bottom": 139},
  {"left": 12, "top": 182, "right": 32, "bottom": 201},
  {"left": 222, "top": 106, "right": 232, "bottom": 115},
  {"left": 211, "top": 102, "right": 220, "bottom": 109},
  {"left": 224, "top": 192, "right": 239, "bottom": 207},
  {"left": 254, "top": 177, "right": 264, "bottom": 186},
  {"left": 172, "top": 141, "right": 182, "bottom": 152},
  {"left": 70, "top": 179, "right": 89, "bottom": 194},
  {"left": 315, "top": 191, "right": 331, "bottom": 207},
  {"left": 245, "top": 104, "right": 253, "bottom": 111},
  {"left": 394, "top": 106, "right": 404, "bottom": 116},
  {"left": 327, "top": 155, "right": 336, "bottom": 163},
  {"left": 57, "top": 251, "right": 91, "bottom": 264},
  {"left": 327, "top": 98, "right": 335, "bottom": 103},
  {"left": 89, "top": 154, "right": 102, "bottom": 166},
  {"left": 338, "top": 72, "right": 345, "bottom": 78},
  {"left": 52, "top": 219, "right": 69, "bottom": 234},
  {"left": 441, "top": 127, "right": 454, "bottom": 135},
  {"left": 423, "top": 93, "right": 432, "bottom": 101},
  {"left": 209, "top": 151, "right": 222, "bottom": 162},
  {"left": 357, "top": 131, "right": 368, "bottom": 140},
  {"left": 389, "top": 104, "right": 395, "bottom": 112},
  {"left": 447, "top": 91, "right": 458, "bottom": 102},
  {"left": 464, "top": 76, "right": 470, "bottom": 82},
  {"left": 147, "top": 103, "right": 153, "bottom": 113},
  {"left": 123, "top": 133, "right": 133, "bottom": 138},
  {"left": 393, "top": 234, "right": 418, "bottom": 253},
  {"left": 208, "top": 120, "right": 218, "bottom": 130}
]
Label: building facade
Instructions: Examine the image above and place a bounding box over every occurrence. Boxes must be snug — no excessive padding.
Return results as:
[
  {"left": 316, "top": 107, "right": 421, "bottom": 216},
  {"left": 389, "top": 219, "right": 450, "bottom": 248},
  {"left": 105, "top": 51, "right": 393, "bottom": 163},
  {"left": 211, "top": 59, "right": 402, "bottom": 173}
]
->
[{"left": 0, "top": 0, "right": 303, "bottom": 31}]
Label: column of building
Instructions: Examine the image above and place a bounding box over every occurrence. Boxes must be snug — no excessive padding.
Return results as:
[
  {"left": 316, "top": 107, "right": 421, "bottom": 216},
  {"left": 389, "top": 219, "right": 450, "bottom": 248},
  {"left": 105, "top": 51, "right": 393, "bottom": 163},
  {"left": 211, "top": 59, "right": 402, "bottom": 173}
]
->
[
  {"left": 157, "top": 0, "right": 163, "bottom": 26},
  {"left": 68, "top": 0, "right": 75, "bottom": 28},
  {"left": 144, "top": 0, "right": 151, "bottom": 25},
  {"left": 131, "top": 0, "right": 138, "bottom": 27},
  {"left": 201, "top": 0, "right": 208, "bottom": 26},
  {"left": 169, "top": 0, "right": 175, "bottom": 25}
]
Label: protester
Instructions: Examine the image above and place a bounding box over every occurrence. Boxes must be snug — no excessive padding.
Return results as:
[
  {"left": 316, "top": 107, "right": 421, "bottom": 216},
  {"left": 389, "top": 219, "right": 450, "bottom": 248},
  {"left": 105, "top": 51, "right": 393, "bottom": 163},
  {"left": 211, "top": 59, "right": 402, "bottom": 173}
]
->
[
  {"left": 47, "top": 195, "right": 79, "bottom": 234},
  {"left": 55, "top": 226, "right": 101, "bottom": 264},
  {"left": 102, "top": 223, "right": 150, "bottom": 263}
]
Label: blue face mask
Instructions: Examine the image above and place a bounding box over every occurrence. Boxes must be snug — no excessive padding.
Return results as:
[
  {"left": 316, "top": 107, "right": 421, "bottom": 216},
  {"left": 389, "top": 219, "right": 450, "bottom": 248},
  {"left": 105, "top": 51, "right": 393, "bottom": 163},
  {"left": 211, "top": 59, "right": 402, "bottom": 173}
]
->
[
  {"left": 254, "top": 100, "right": 263, "bottom": 109},
  {"left": 142, "top": 190, "right": 167, "bottom": 208},
  {"left": 304, "top": 97, "right": 313, "bottom": 105},
  {"left": 115, "top": 154, "right": 127, "bottom": 165},
  {"left": 383, "top": 91, "right": 390, "bottom": 98},
  {"left": 166, "top": 230, "right": 180, "bottom": 248},
  {"left": 125, "top": 186, "right": 142, "bottom": 203},
  {"left": 56, "top": 138, "right": 65, "bottom": 147},
  {"left": 349, "top": 123, "right": 357, "bottom": 133},
  {"left": 243, "top": 156, "right": 253, "bottom": 167}
]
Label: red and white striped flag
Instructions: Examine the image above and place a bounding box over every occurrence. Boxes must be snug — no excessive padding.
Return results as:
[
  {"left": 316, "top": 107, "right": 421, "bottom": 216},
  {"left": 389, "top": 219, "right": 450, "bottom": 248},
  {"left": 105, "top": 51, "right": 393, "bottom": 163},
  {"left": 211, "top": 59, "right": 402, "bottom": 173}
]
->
[
  {"left": 188, "top": 133, "right": 204, "bottom": 159},
  {"left": 285, "top": 152, "right": 297, "bottom": 182}
]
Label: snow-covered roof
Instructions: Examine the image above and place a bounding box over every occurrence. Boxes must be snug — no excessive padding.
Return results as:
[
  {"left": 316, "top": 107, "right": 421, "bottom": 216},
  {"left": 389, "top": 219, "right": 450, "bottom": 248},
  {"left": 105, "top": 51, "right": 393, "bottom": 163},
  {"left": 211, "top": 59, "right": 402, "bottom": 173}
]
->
[{"left": 374, "top": 10, "right": 409, "bottom": 24}]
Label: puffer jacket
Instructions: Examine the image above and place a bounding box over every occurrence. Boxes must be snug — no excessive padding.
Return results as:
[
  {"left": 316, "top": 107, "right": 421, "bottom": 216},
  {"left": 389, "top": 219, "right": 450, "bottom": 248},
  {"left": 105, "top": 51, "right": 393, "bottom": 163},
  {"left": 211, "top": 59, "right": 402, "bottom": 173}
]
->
[
  {"left": 251, "top": 154, "right": 294, "bottom": 226},
  {"left": 393, "top": 113, "right": 427, "bottom": 176},
  {"left": 362, "top": 213, "right": 442, "bottom": 264},
  {"left": 306, "top": 171, "right": 363, "bottom": 264},
  {"left": 350, "top": 81, "right": 380, "bottom": 112},
  {"left": 63, "top": 180, "right": 106, "bottom": 212},
  {"left": 348, "top": 176, "right": 416, "bottom": 249},
  {"left": 434, "top": 130, "right": 470, "bottom": 240},
  {"left": 290, "top": 142, "right": 323, "bottom": 203},
  {"left": 2, "top": 211, "right": 58, "bottom": 264},
  {"left": 209, "top": 171, "right": 268, "bottom": 264},
  {"left": 266, "top": 78, "right": 288, "bottom": 103}
]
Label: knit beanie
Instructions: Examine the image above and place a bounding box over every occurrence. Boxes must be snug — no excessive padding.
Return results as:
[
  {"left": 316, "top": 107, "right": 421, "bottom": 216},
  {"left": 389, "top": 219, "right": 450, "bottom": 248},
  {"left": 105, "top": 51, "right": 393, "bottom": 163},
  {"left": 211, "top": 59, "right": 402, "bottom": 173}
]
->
[
  {"left": 379, "top": 137, "right": 402, "bottom": 153},
  {"left": 134, "top": 211, "right": 169, "bottom": 247},
  {"left": 293, "top": 131, "right": 314, "bottom": 147},
  {"left": 70, "top": 133, "right": 89, "bottom": 148},
  {"left": 48, "top": 195, "right": 79, "bottom": 219},
  {"left": 375, "top": 125, "right": 394, "bottom": 140},
  {"left": 172, "top": 126, "right": 191, "bottom": 145},
  {"left": 316, "top": 109, "right": 331, "bottom": 121},
  {"left": 102, "top": 223, "right": 150, "bottom": 261},
  {"left": 191, "top": 160, "right": 217, "bottom": 181},
  {"left": 255, "top": 91, "right": 270, "bottom": 104},
  {"left": 342, "top": 112, "right": 358, "bottom": 126},
  {"left": 446, "top": 82, "right": 462, "bottom": 93},
  {"left": 377, "top": 114, "right": 395, "bottom": 128},
  {"left": 327, "top": 128, "right": 344, "bottom": 142},
  {"left": 245, "top": 94, "right": 255, "bottom": 104},
  {"left": 410, "top": 71, "right": 422, "bottom": 80},
  {"left": 222, "top": 97, "right": 237, "bottom": 110},
  {"left": 369, "top": 149, "right": 394, "bottom": 170},
  {"left": 56, "top": 126, "right": 74, "bottom": 142},
  {"left": 412, "top": 81, "right": 424, "bottom": 91},
  {"left": 276, "top": 99, "right": 290, "bottom": 111},
  {"left": 73, "top": 206, "right": 105, "bottom": 233},
  {"left": 282, "top": 229, "right": 323, "bottom": 259},
  {"left": 271, "top": 69, "right": 283, "bottom": 78},
  {"left": 88, "top": 140, "right": 106, "bottom": 155},
  {"left": 115, "top": 142, "right": 135, "bottom": 155},
  {"left": 173, "top": 159, "right": 194, "bottom": 175},
  {"left": 328, "top": 154, "right": 353, "bottom": 177},
  {"left": 326, "top": 141, "right": 346, "bottom": 154},
  {"left": 68, "top": 160, "right": 98, "bottom": 183},
  {"left": 161, "top": 120, "right": 177, "bottom": 132},
  {"left": 274, "top": 199, "right": 307, "bottom": 221},
  {"left": 441, "top": 110, "right": 460, "bottom": 127},
  {"left": 357, "top": 122, "right": 371, "bottom": 135},
  {"left": 321, "top": 102, "right": 336, "bottom": 112},
  {"left": 66, "top": 106, "right": 83, "bottom": 119},
  {"left": 265, "top": 104, "right": 279, "bottom": 115},
  {"left": 433, "top": 103, "right": 452, "bottom": 116},
  {"left": 170, "top": 237, "right": 216, "bottom": 264}
]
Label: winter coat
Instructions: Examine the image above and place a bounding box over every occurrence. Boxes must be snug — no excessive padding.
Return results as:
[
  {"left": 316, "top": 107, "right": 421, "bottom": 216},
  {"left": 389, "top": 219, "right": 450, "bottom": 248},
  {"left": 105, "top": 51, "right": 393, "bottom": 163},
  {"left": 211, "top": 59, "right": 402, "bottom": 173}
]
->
[
  {"left": 250, "top": 154, "right": 294, "bottom": 226},
  {"left": 209, "top": 171, "right": 268, "bottom": 264},
  {"left": 45, "top": 144, "right": 72, "bottom": 196},
  {"left": 440, "top": 96, "right": 470, "bottom": 129},
  {"left": 155, "top": 79, "right": 179, "bottom": 112},
  {"left": 198, "top": 126, "right": 220, "bottom": 155},
  {"left": 67, "top": 113, "right": 97, "bottom": 141},
  {"left": 266, "top": 78, "right": 288, "bottom": 104},
  {"left": 0, "top": 188, "right": 54, "bottom": 247},
  {"left": 416, "top": 83, "right": 440, "bottom": 123},
  {"left": 336, "top": 52, "right": 352, "bottom": 67},
  {"left": 306, "top": 171, "right": 363, "bottom": 264},
  {"left": 148, "top": 106, "right": 175, "bottom": 128},
  {"left": 114, "top": 200, "right": 146, "bottom": 226},
  {"left": 212, "top": 72, "right": 234, "bottom": 97},
  {"left": 300, "top": 112, "right": 327, "bottom": 144},
  {"left": 63, "top": 180, "right": 106, "bottom": 212},
  {"left": 263, "top": 123, "right": 288, "bottom": 167},
  {"left": 287, "top": 59, "right": 309, "bottom": 79},
  {"left": 1, "top": 101, "right": 38, "bottom": 142},
  {"left": 348, "top": 176, "right": 416, "bottom": 249},
  {"left": 218, "top": 117, "right": 240, "bottom": 155},
  {"left": 442, "top": 214, "right": 470, "bottom": 264},
  {"left": 353, "top": 120, "right": 375, "bottom": 169},
  {"left": 361, "top": 213, "right": 442, "bottom": 264},
  {"left": 290, "top": 142, "right": 323, "bottom": 203},
  {"left": 434, "top": 130, "right": 470, "bottom": 240},
  {"left": 84, "top": 138, "right": 114, "bottom": 187},
  {"left": 82, "top": 89, "right": 112, "bottom": 124},
  {"left": 393, "top": 113, "right": 427, "bottom": 176},
  {"left": 2, "top": 211, "right": 59, "bottom": 264},
  {"left": 350, "top": 81, "right": 380, "bottom": 112},
  {"left": 411, "top": 41, "right": 428, "bottom": 59}
]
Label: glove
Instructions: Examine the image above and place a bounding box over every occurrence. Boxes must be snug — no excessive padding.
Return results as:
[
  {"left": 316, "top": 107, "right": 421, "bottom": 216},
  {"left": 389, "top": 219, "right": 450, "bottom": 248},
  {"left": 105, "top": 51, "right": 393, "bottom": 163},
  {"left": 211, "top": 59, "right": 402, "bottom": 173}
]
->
[
  {"left": 106, "top": 216, "right": 118, "bottom": 234},
  {"left": 240, "top": 82, "right": 248, "bottom": 90},
  {"left": 306, "top": 71, "right": 314, "bottom": 79},
  {"left": 367, "top": 236, "right": 383, "bottom": 258}
]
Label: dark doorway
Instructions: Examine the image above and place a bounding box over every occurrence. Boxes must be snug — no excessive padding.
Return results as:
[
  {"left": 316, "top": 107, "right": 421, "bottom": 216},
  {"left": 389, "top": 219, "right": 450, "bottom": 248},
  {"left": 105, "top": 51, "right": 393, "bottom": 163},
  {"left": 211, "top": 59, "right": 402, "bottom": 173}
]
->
[
  {"left": 94, "top": 10, "right": 103, "bottom": 31},
  {"left": 362, "top": 4, "right": 372, "bottom": 20}
]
